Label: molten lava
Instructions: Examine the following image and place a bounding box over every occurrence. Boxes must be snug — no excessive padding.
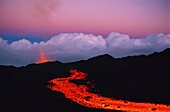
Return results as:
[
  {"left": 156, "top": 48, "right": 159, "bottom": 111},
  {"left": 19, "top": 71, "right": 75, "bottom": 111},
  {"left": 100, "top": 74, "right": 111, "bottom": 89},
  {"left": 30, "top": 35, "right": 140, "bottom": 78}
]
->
[
  {"left": 36, "top": 47, "right": 49, "bottom": 64},
  {"left": 48, "top": 70, "right": 170, "bottom": 112}
]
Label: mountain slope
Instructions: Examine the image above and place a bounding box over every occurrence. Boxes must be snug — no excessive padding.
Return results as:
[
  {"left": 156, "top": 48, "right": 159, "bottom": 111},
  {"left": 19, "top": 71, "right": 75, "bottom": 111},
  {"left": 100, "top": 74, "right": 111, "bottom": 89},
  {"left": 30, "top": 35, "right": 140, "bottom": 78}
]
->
[{"left": 0, "top": 49, "right": 170, "bottom": 112}]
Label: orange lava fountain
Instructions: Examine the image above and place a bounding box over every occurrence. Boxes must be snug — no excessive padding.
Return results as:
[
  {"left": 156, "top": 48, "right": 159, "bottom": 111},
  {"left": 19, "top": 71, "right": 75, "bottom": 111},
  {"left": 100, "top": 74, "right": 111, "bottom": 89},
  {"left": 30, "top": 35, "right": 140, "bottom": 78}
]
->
[
  {"left": 48, "top": 70, "right": 170, "bottom": 112},
  {"left": 36, "top": 47, "right": 49, "bottom": 64}
]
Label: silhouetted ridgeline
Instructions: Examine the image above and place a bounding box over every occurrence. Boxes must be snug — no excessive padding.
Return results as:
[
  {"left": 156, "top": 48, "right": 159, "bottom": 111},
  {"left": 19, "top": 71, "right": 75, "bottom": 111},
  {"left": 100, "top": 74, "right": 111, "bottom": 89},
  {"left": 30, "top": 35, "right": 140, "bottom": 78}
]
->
[{"left": 0, "top": 49, "right": 170, "bottom": 112}]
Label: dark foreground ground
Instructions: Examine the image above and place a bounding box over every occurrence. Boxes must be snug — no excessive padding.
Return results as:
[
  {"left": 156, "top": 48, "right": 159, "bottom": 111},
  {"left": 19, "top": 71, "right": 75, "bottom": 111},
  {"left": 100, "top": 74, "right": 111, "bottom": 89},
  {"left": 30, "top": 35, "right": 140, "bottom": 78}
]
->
[{"left": 1, "top": 49, "right": 170, "bottom": 112}]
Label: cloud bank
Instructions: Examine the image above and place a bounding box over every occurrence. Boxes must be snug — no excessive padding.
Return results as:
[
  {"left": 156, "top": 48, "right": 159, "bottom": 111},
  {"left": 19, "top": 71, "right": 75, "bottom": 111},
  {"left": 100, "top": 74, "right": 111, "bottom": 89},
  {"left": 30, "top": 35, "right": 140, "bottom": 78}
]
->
[{"left": 0, "top": 32, "right": 170, "bottom": 66}]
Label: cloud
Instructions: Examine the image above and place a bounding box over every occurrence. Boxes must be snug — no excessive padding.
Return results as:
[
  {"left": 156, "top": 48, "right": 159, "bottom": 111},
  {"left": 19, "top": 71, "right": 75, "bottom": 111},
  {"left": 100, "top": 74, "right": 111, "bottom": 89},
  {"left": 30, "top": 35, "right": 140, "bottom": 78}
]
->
[
  {"left": 39, "top": 33, "right": 106, "bottom": 62},
  {"left": 106, "top": 33, "right": 170, "bottom": 57},
  {"left": 0, "top": 33, "right": 106, "bottom": 66},
  {"left": 0, "top": 32, "right": 170, "bottom": 66}
]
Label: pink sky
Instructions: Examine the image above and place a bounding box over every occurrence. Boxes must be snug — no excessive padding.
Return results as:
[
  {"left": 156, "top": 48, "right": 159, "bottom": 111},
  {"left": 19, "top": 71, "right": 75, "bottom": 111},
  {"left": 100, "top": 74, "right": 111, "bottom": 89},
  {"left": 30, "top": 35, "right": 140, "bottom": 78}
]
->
[{"left": 0, "top": 0, "right": 169, "bottom": 39}]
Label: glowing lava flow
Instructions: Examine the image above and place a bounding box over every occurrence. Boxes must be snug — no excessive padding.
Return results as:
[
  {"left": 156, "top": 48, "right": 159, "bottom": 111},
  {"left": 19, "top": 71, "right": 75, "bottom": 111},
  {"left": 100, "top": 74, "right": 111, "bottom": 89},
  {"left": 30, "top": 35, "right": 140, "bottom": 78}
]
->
[
  {"left": 48, "top": 70, "right": 170, "bottom": 112},
  {"left": 36, "top": 47, "right": 49, "bottom": 64}
]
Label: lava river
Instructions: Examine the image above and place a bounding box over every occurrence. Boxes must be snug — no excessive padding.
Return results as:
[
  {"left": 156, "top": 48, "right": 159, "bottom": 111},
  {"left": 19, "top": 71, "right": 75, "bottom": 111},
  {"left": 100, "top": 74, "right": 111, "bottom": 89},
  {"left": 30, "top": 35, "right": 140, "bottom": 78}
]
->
[{"left": 48, "top": 70, "right": 170, "bottom": 112}]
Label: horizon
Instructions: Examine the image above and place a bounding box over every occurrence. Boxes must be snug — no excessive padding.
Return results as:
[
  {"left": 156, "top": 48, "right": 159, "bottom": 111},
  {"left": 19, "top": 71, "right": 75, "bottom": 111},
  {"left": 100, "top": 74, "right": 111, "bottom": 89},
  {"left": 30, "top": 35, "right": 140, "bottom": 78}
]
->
[
  {"left": 3, "top": 47, "right": 170, "bottom": 67},
  {"left": 1, "top": 32, "right": 170, "bottom": 66}
]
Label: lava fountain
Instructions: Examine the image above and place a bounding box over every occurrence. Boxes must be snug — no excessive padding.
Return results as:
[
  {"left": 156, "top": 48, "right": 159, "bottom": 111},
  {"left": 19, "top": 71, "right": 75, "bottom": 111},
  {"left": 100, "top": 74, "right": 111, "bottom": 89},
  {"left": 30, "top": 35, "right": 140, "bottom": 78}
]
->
[
  {"left": 48, "top": 70, "right": 170, "bottom": 112},
  {"left": 36, "top": 47, "right": 49, "bottom": 64}
]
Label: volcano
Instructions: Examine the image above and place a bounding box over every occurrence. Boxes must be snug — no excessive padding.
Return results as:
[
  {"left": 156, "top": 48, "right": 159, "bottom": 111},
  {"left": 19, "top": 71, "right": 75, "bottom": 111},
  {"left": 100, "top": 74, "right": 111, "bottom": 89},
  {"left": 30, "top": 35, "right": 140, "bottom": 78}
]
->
[{"left": 1, "top": 49, "right": 170, "bottom": 112}]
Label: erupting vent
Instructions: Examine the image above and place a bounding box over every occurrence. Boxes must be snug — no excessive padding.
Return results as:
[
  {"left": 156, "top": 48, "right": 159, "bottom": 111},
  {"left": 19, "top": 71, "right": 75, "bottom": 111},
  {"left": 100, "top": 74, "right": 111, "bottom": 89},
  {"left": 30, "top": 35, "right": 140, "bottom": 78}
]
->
[{"left": 36, "top": 47, "right": 49, "bottom": 64}]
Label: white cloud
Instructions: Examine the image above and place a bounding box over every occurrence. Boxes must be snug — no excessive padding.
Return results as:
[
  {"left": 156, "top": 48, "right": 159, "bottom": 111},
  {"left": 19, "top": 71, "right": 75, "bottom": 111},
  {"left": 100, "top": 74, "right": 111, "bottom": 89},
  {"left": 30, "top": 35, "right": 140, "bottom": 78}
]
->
[
  {"left": 43, "top": 33, "right": 106, "bottom": 52},
  {"left": 105, "top": 33, "right": 170, "bottom": 58},
  {"left": 40, "top": 33, "right": 106, "bottom": 63},
  {"left": 10, "top": 39, "right": 32, "bottom": 50},
  {"left": 0, "top": 32, "right": 170, "bottom": 66}
]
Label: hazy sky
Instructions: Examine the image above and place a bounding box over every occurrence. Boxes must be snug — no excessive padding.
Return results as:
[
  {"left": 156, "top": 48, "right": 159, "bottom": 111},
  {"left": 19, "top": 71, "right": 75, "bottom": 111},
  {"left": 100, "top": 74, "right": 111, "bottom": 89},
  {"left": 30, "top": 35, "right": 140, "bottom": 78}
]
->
[{"left": 0, "top": 0, "right": 169, "bottom": 42}]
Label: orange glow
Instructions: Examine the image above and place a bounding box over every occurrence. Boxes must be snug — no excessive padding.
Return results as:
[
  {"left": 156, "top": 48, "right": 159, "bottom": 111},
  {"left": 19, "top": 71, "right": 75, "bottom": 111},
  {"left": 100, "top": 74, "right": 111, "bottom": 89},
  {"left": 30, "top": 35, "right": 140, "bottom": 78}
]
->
[
  {"left": 48, "top": 70, "right": 170, "bottom": 112},
  {"left": 36, "top": 47, "right": 49, "bottom": 64}
]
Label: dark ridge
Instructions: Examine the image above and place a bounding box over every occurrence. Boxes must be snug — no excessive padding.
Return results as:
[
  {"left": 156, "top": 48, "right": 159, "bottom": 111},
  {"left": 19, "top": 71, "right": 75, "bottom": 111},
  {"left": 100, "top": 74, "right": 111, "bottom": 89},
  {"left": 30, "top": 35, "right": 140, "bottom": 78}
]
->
[
  {"left": 87, "top": 54, "right": 114, "bottom": 61},
  {"left": 25, "top": 60, "right": 63, "bottom": 67}
]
